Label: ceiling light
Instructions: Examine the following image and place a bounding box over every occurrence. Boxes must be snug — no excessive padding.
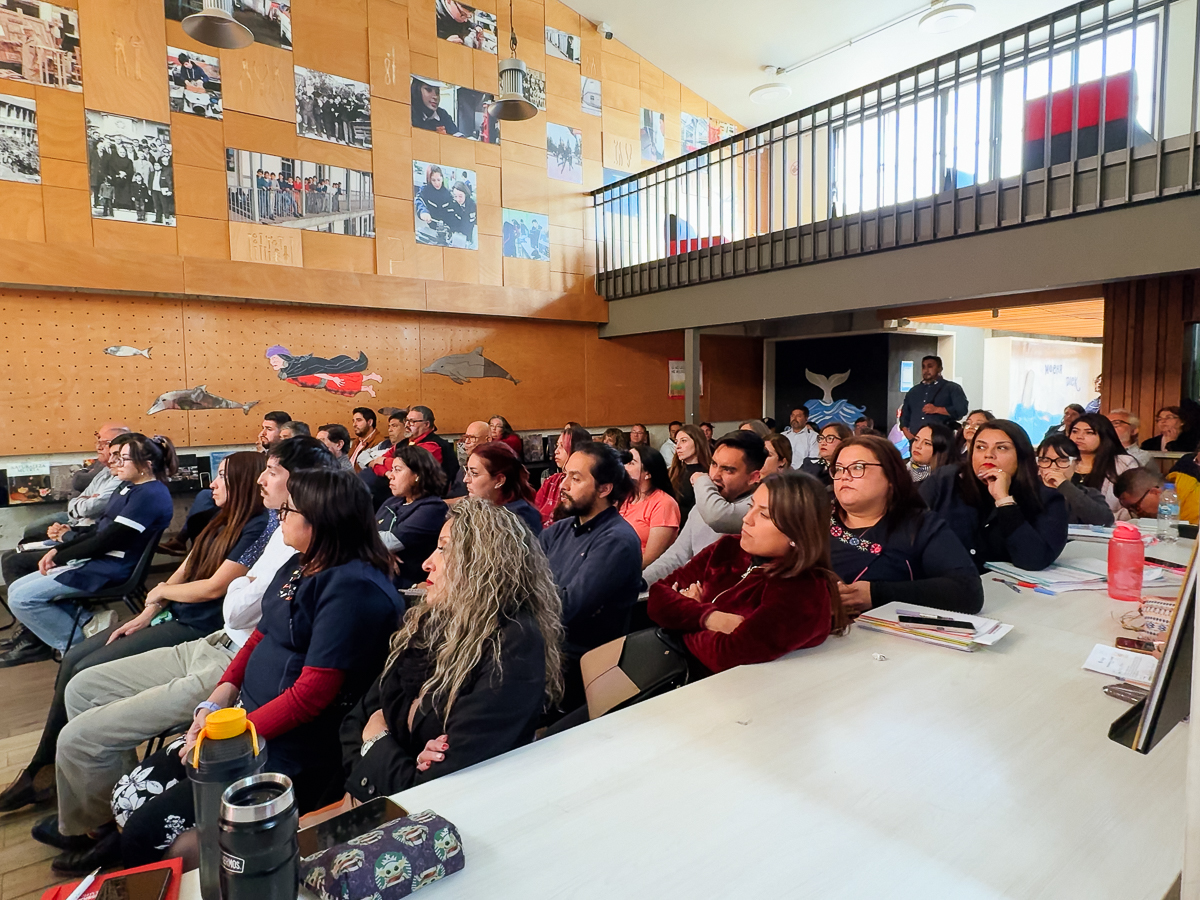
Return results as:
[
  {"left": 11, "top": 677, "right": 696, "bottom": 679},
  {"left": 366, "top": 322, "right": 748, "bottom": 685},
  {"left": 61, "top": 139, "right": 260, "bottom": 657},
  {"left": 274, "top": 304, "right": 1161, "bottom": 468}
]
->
[
  {"left": 182, "top": 0, "right": 253, "bottom": 50},
  {"left": 918, "top": 2, "right": 976, "bottom": 34},
  {"left": 490, "top": 0, "right": 538, "bottom": 121},
  {"left": 749, "top": 82, "right": 792, "bottom": 104}
]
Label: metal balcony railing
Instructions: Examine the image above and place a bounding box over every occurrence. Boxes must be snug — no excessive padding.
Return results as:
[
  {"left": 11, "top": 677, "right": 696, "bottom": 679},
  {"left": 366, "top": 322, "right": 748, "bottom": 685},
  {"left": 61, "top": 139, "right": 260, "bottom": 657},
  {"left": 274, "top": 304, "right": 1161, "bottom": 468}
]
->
[{"left": 591, "top": 0, "right": 1200, "bottom": 301}]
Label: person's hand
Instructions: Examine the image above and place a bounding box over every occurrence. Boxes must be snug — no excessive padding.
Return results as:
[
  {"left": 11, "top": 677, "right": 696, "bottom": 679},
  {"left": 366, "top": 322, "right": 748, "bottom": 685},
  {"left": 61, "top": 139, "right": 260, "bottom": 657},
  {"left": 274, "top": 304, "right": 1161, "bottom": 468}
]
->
[
  {"left": 180, "top": 709, "right": 211, "bottom": 761},
  {"left": 328, "top": 376, "right": 344, "bottom": 387},
  {"left": 361, "top": 708, "right": 388, "bottom": 744},
  {"left": 420, "top": 212, "right": 432, "bottom": 223},
  {"left": 837, "top": 581, "right": 872, "bottom": 614},
  {"left": 672, "top": 581, "right": 703, "bottom": 601},
  {"left": 46, "top": 523, "right": 69, "bottom": 541},
  {"left": 1040, "top": 467, "right": 1067, "bottom": 489},
  {"left": 978, "top": 465, "right": 1013, "bottom": 502},
  {"left": 690, "top": 471, "right": 707, "bottom": 486},
  {"left": 37, "top": 549, "right": 58, "bottom": 576},
  {"left": 435, "top": 126, "right": 448, "bottom": 134},
  {"left": 922, "top": 403, "right": 938, "bottom": 414},
  {"left": 106, "top": 606, "right": 157, "bottom": 644},
  {"left": 417, "top": 734, "right": 449, "bottom": 772},
  {"left": 447, "top": 35, "right": 464, "bottom": 43},
  {"left": 704, "top": 611, "right": 744, "bottom": 634}
]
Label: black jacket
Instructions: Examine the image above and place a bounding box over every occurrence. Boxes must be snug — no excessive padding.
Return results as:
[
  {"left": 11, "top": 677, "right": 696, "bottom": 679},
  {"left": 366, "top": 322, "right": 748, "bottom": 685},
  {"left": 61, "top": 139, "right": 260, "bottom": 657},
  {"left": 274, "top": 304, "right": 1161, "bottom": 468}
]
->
[{"left": 340, "top": 613, "right": 547, "bottom": 801}]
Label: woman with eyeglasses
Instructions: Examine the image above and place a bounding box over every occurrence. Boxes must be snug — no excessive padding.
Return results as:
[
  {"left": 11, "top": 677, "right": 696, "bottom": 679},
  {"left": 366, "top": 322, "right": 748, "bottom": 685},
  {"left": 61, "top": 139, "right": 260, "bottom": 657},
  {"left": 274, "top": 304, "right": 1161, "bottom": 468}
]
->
[
  {"left": 488, "top": 415, "right": 523, "bottom": 458},
  {"left": 1066, "top": 413, "right": 1138, "bottom": 515},
  {"left": 464, "top": 441, "right": 543, "bottom": 533},
  {"left": 1035, "top": 434, "right": 1114, "bottom": 526},
  {"left": 921, "top": 420, "right": 1068, "bottom": 571},
  {"left": 1141, "top": 405, "right": 1196, "bottom": 452},
  {"left": 341, "top": 499, "right": 564, "bottom": 797},
  {"left": 907, "top": 423, "right": 955, "bottom": 483},
  {"left": 799, "top": 422, "right": 853, "bottom": 490},
  {"left": 534, "top": 424, "right": 592, "bottom": 528},
  {"left": 377, "top": 445, "right": 449, "bottom": 589},
  {"left": 954, "top": 409, "right": 995, "bottom": 456},
  {"left": 667, "top": 424, "right": 712, "bottom": 520},
  {"left": 828, "top": 436, "right": 982, "bottom": 615},
  {"left": 618, "top": 445, "right": 680, "bottom": 570},
  {"left": 114, "top": 468, "right": 403, "bottom": 867},
  {"left": 5, "top": 435, "right": 178, "bottom": 663}
]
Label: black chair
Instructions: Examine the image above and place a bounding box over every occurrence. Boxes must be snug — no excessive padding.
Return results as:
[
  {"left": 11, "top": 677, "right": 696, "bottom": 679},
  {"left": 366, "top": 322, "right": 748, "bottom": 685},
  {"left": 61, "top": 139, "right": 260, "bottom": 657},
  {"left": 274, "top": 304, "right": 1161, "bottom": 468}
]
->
[
  {"left": 51, "top": 531, "right": 165, "bottom": 653},
  {"left": 144, "top": 721, "right": 191, "bottom": 759}
]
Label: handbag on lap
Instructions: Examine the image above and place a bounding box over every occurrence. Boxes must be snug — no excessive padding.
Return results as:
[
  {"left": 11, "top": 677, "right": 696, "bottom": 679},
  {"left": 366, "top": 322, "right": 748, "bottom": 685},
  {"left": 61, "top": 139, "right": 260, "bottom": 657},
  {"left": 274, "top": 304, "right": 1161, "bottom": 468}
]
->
[{"left": 579, "top": 627, "right": 691, "bottom": 720}]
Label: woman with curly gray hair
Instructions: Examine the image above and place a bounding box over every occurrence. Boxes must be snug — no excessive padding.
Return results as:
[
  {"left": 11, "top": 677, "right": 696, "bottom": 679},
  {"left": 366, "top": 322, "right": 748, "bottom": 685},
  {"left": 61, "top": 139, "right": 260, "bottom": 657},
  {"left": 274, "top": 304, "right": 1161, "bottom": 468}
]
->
[{"left": 341, "top": 498, "right": 564, "bottom": 797}]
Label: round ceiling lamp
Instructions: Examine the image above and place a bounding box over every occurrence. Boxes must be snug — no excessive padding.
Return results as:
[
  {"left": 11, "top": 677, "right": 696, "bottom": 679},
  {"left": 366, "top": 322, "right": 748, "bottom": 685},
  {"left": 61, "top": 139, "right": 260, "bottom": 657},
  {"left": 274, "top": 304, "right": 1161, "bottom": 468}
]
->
[
  {"left": 182, "top": 0, "right": 254, "bottom": 50},
  {"left": 918, "top": 2, "right": 976, "bottom": 34},
  {"left": 749, "top": 82, "right": 792, "bottom": 104},
  {"left": 490, "top": 0, "right": 538, "bottom": 121}
]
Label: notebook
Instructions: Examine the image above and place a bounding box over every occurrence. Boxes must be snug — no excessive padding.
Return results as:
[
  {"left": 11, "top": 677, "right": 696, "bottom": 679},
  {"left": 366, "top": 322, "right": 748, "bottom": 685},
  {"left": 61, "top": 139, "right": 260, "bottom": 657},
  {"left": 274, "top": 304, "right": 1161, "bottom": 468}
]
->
[{"left": 854, "top": 602, "right": 1013, "bottom": 653}]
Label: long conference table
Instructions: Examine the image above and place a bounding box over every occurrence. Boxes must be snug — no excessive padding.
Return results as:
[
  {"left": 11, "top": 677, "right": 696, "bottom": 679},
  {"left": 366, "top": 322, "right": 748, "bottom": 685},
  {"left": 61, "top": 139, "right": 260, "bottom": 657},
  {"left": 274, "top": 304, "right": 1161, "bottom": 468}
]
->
[{"left": 179, "top": 539, "right": 1192, "bottom": 899}]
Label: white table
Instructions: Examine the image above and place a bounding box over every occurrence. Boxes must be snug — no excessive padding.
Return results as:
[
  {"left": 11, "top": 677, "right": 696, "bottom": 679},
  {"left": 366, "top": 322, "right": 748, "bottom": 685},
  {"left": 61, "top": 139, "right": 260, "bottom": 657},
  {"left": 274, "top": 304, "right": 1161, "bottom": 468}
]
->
[{"left": 180, "top": 540, "right": 1193, "bottom": 900}]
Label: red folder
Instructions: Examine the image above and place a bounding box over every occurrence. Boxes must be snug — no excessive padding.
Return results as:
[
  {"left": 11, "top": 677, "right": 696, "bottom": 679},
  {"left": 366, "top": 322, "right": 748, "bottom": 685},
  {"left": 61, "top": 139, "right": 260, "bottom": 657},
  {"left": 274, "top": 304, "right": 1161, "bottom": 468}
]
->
[{"left": 40, "top": 858, "right": 183, "bottom": 900}]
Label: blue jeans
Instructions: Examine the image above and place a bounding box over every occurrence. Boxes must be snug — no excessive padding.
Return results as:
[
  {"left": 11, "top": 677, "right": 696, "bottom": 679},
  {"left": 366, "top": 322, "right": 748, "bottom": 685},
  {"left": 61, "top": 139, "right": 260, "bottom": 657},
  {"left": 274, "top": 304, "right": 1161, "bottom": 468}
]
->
[{"left": 8, "top": 569, "right": 89, "bottom": 651}]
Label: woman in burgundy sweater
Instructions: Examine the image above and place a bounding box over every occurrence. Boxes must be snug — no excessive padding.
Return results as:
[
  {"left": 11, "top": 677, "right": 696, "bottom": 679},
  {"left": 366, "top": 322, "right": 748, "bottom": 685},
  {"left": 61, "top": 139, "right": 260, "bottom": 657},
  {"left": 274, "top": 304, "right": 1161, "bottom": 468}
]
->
[{"left": 648, "top": 471, "right": 848, "bottom": 674}]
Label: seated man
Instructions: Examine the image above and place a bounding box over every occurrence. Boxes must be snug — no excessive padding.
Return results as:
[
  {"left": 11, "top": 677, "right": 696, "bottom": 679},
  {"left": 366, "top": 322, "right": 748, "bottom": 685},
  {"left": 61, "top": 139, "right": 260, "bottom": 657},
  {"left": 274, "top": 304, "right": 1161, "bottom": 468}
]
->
[
  {"left": 316, "top": 423, "right": 354, "bottom": 470},
  {"left": 358, "top": 410, "right": 404, "bottom": 510},
  {"left": 278, "top": 420, "right": 310, "bottom": 439},
  {"left": 643, "top": 432, "right": 766, "bottom": 585},
  {"left": 32, "top": 438, "right": 338, "bottom": 873},
  {"left": 404, "top": 405, "right": 459, "bottom": 491},
  {"left": 540, "top": 442, "right": 642, "bottom": 709},
  {"left": 1109, "top": 409, "right": 1153, "bottom": 467},
  {"left": 447, "top": 420, "right": 491, "bottom": 502},
  {"left": 1116, "top": 466, "right": 1167, "bottom": 521}
]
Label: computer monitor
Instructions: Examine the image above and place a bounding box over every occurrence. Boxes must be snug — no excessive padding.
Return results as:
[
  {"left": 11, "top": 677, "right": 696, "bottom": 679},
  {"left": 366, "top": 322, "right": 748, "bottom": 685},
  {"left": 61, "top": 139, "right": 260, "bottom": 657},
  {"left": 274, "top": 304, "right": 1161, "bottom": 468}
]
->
[{"left": 1109, "top": 544, "right": 1198, "bottom": 754}]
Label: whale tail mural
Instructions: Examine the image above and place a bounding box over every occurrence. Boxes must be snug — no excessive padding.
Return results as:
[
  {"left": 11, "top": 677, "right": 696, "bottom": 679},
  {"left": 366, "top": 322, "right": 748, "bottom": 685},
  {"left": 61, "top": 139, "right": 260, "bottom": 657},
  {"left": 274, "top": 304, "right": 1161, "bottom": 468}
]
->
[
  {"left": 803, "top": 369, "right": 866, "bottom": 427},
  {"left": 805, "top": 369, "right": 850, "bottom": 404}
]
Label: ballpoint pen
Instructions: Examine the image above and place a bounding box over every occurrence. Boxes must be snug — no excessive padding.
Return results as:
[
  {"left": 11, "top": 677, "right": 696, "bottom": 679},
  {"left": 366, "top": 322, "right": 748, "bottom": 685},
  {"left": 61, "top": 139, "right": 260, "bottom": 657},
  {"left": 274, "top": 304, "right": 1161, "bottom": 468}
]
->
[{"left": 65, "top": 868, "right": 101, "bottom": 900}]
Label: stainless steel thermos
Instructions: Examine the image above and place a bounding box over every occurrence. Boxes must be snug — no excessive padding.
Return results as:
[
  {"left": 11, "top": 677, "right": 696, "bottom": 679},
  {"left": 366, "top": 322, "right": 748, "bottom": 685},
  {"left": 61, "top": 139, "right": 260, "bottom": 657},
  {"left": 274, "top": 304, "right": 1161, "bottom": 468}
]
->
[{"left": 218, "top": 772, "right": 299, "bottom": 900}]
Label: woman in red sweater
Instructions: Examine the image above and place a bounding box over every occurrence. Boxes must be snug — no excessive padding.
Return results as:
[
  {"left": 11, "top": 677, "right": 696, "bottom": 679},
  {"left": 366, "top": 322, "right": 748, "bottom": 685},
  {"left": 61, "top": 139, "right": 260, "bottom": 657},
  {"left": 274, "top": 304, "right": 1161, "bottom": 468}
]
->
[
  {"left": 648, "top": 471, "right": 848, "bottom": 674},
  {"left": 534, "top": 423, "right": 592, "bottom": 528},
  {"left": 488, "top": 414, "right": 524, "bottom": 458}
]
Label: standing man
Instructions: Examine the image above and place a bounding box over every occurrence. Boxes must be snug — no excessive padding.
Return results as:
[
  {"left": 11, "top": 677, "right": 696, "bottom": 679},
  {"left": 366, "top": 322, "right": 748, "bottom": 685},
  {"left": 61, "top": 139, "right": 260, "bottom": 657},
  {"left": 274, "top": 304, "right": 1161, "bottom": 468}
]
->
[
  {"left": 349, "top": 407, "right": 382, "bottom": 472},
  {"left": 660, "top": 421, "right": 683, "bottom": 461},
  {"left": 782, "top": 407, "right": 818, "bottom": 469},
  {"left": 900, "top": 356, "right": 968, "bottom": 441}
]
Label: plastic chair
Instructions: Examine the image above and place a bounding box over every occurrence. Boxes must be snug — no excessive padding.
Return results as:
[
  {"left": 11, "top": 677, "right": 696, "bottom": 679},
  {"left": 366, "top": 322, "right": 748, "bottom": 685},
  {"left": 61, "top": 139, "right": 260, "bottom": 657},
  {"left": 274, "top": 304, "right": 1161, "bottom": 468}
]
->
[{"left": 51, "top": 531, "right": 165, "bottom": 653}]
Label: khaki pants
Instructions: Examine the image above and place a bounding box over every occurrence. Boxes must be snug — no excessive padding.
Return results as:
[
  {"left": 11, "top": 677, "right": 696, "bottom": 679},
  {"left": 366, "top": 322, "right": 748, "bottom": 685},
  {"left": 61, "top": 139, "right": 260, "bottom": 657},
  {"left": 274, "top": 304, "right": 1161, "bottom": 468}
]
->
[{"left": 56, "top": 633, "right": 237, "bottom": 835}]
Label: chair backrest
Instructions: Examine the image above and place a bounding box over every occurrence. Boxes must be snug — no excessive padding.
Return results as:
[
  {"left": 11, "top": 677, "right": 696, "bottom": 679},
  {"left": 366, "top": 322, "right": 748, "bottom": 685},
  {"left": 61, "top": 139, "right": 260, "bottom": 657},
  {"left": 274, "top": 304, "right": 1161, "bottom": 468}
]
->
[{"left": 103, "top": 529, "right": 165, "bottom": 598}]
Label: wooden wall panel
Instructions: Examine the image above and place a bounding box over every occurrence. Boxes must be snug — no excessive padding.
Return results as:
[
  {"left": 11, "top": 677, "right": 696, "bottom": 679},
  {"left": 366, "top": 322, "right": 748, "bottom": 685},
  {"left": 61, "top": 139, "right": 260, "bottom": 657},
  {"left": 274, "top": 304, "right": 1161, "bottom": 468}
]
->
[
  {"left": 78, "top": 0, "right": 171, "bottom": 122},
  {"left": 42, "top": 187, "right": 94, "bottom": 246},
  {"left": 300, "top": 231, "right": 376, "bottom": 273},
  {"left": 221, "top": 43, "right": 296, "bottom": 123},
  {"left": 0, "top": 183, "right": 46, "bottom": 242},
  {"left": 292, "top": 0, "right": 370, "bottom": 82}
]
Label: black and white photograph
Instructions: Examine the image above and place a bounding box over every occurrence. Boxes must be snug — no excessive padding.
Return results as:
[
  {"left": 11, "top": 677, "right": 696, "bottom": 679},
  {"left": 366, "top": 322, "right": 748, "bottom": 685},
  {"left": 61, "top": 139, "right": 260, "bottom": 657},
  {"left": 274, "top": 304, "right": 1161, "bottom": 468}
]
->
[
  {"left": 502, "top": 209, "right": 549, "bottom": 261},
  {"left": 546, "top": 122, "right": 582, "bottom": 184},
  {"left": 582, "top": 76, "right": 601, "bottom": 117},
  {"left": 435, "top": 0, "right": 498, "bottom": 54},
  {"left": 226, "top": 148, "right": 375, "bottom": 236},
  {"left": 0, "top": 94, "right": 39, "bottom": 184},
  {"left": 524, "top": 67, "right": 546, "bottom": 111},
  {"left": 414, "top": 160, "right": 477, "bottom": 250},
  {"left": 0, "top": 0, "right": 81, "bottom": 91},
  {"left": 545, "top": 26, "right": 580, "bottom": 64},
  {"left": 165, "top": 0, "right": 291, "bottom": 51},
  {"left": 410, "top": 75, "right": 498, "bottom": 144},
  {"left": 641, "top": 107, "right": 665, "bottom": 162},
  {"left": 168, "top": 47, "right": 222, "bottom": 119},
  {"left": 681, "top": 111, "right": 708, "bottom": 153},
  {"left": 85, "top": 111, "right": 174, "bottom": 226},
  {"left": 295, "top": 66, "right": 372, "bottom": 149}
]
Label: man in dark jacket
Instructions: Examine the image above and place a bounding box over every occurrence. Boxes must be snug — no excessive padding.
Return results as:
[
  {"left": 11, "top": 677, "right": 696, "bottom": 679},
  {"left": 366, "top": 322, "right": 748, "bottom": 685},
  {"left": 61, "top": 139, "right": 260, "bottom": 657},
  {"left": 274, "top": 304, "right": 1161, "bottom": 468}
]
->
[{"left": 900, "top": 356, "right": 969, "bottom": 440}]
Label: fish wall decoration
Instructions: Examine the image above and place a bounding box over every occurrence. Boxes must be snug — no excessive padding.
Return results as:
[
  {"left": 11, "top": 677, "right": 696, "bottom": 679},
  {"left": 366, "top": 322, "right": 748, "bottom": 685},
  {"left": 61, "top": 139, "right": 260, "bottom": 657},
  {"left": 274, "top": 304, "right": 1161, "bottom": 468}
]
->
[
  {"left": 804, "top": 369, "right": 867, "bottom": 427},
  {"left": 422, "top": 347, "right": 520, "bottom": 385},
  {"left": 105, "top": 345, "right": 152, "bottom": 359},
  {"left": 148, "top": 386, "right": 260, "bottom": 415}
]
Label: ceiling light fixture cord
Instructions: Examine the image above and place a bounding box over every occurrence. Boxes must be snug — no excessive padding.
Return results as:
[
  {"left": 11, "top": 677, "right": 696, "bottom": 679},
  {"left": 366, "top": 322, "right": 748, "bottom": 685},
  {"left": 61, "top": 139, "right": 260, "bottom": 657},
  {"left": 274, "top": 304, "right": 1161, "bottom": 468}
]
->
[{"left": 510, "top": 0, "right": 518, "bottom": 55}]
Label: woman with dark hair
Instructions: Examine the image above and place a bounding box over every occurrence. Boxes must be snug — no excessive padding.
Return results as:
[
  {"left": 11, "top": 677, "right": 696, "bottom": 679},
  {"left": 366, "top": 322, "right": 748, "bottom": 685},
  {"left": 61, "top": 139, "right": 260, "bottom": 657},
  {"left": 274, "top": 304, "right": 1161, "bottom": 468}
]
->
[
  {"left": 113, "top": 468, "right": 403, "bottom": 866},
  {"left": 464, "top": 441, "right": 542, "bottom": 533},
  {"left": 488, "top": 415, "right": 523, "bottom": 457},
  {"left": 1042, "top": 404, "right": 1086, "bottom": 442},
  {"left": 6, "top": 434, "right": 178, "bottom": 660},
  {"left": 534, "top": 424, "right": 592, "bottom": 528},
  {"left": 955, "top": 409, "right": 995, "bottom": 455},
  {"left": 667, "top": 424, "right": 712, "bottom": 520},
  {"left": 828, "top": 436, "right": 982, "bottom": 615},
  {"left": 342, "top": 498, "right": 564, "bottom": 796},
  {"left": 800, "top": 422, "right": 852, "bottom": 489},
  {"left": 762, "top": 433, "right": 793, "bottom": 476},
  {"left": 1036, "top": 434, "right": 1114, "bottom": 526},
  {"left": 648, "top": 472, "right": 848, "bottom": 675},
  {"left": 377, "top": 445, "right": 449, "bottom": 589},
  {"left": 410, "top": 76, "right": 458, "bottom": 133},
  {"left": 1067, "top": 413, "right": 1138, "bottom": 514},
  {"left": 1141, "top": 406, "right": 1194, "bottom": 452},
  {"left": 601, "top": 427, "right": 630, "bottom": 450},
  {"left": 920, "top": 420, "right": 1069, "bottom": 571},
  {"left": 415, "top": 164, "right": 461, "bottom": 241},
  {"left": 0, "top": 452, "right": 268, "bottom": 818},
  {"left": 618, "top": 445, "right": 681, "bottom": 569},
  {"left": 908, "top": 423, "right": 955, "bottom": 482}
]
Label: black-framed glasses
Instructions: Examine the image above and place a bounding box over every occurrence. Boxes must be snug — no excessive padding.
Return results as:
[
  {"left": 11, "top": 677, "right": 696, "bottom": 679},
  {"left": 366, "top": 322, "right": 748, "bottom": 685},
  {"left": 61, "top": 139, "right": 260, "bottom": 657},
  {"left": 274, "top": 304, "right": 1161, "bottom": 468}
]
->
[
  {"left": 278, "top": 501, "right": 297, "bottom": 521},
  {"left": 817, "top": 435, "right": 840, "bottom": 444},
  {"left": 830, "top": 461, "right": 884, "bottom": 480},
  {"left": 1120, "top": 487, "right": 1153, "bottom": 513},
  {"left": 1037, "top": 455, "right": 1075, "bottom": 469}
]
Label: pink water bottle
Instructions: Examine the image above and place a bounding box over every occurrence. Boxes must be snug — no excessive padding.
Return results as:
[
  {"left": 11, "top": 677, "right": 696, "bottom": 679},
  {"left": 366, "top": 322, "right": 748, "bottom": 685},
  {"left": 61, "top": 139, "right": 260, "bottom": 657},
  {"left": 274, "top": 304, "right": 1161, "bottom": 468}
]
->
[{"left": 1107, "top": 523, "right": 1145, "bottom": 602}]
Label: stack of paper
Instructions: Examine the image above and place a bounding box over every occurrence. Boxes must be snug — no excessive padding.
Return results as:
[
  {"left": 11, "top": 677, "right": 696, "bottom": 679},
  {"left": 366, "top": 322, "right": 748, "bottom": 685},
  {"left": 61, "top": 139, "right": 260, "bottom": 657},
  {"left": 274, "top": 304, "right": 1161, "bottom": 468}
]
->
[
  {"left": 1082, "top": 643, "right": 1159, "bottom": 687},
  {"left": 854, "top": 602, "right": 1013, "bottom": 653},
  {"left": 1068, "top": 522, "right": 1158, "bottom": 544},
  {"left": 985, "top": 559, "right": 1164, "bottom": 594}
]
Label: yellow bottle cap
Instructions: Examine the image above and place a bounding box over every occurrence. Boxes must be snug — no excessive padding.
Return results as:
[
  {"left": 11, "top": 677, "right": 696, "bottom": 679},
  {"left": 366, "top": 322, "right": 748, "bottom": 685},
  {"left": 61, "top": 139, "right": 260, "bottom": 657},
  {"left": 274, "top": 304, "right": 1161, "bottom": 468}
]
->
[{"left": 203, "top": 707, "right": 248, "bottom": 741}]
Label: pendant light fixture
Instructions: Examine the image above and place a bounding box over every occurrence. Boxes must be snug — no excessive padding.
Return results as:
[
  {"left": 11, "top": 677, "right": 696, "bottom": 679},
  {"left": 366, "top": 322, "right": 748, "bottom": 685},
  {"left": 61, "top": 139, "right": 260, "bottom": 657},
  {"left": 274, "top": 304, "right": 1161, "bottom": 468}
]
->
[
  {"left": 182, "top": 0, "right": 254, "bottom": 50},
  {"left": 490, "top": 0, "right": 537, "bottom": 121}
]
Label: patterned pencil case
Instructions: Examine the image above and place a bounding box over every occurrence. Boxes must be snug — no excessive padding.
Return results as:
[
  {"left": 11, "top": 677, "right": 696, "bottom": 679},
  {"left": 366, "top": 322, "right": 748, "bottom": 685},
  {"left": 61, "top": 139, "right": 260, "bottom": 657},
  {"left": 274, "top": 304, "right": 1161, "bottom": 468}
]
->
[{"left": 300, "top": 809, "right": 465, "bottom": 899}]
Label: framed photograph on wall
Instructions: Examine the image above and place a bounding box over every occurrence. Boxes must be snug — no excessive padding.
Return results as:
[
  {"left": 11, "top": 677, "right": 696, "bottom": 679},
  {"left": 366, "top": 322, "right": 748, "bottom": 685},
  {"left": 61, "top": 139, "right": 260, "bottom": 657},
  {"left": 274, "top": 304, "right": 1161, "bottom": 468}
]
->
[
  {"left": 414, "top": 160, "right": 477, "bottom": 249},
  {"left": 640, "top": 108, "right": 665, "bottom": 163},
  {"left": 167, "top": 47, "right": 221, "bottom": 119},
  {"left": 165, "top": 0, "right": 291, "bottom": 51},
  {"left": 681, "top": 112, "right": 708, "bottom": 154},
  {"left": 545, "top": 26, "right": 580, "bottom": 63},
  {"left": 435, "top": 0, "right": 498, "bottom": 54},
  {"left": 85, "top": 110, "right": 174, "bottom": 226},
  {"left": 546, "top": 122, "right": 582, "bottom": 184},
  {"left": 0, "top": 94, "right": 39, "bottom": 183},
  {"left": 502, "top": 209, "right": 549, "bottom": 261},
  {"left": 410, "top": 75, "right": 498, "bottom": 144},
  {"left": 295, "top": 67, "right": 372, "bottom": 149},
  {"left": 226, "top": 148, "right": 375, "bottom": 237},
  {"left": 0, "top": 0, "right": 81, "bottom": 91},
  {"left": 581, "top": 76, "right": 601, "bottom": 117},
  {"left": 524, "top": 68, "right": 546, "bottom": 111}
]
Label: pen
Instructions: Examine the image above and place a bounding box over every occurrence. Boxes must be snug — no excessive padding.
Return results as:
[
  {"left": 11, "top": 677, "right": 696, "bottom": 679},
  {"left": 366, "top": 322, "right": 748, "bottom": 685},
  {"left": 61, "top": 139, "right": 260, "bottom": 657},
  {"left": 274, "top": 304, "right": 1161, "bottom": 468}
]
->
[
  {"left": 65, "top": 868, "right": 101, "bottom": 900},
  {"left": 992, "top": 578, "right": 1022, "bottom": 593}
]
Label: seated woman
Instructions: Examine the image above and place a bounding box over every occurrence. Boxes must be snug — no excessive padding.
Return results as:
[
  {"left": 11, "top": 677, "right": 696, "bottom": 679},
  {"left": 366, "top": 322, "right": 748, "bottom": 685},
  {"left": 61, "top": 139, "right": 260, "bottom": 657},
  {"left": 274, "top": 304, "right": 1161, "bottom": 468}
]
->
[
  {"left": 0, "top": 449, "right": 267, "bottom": 814},
  {"left": 828, "top": 436, "right": 983, "bottom": 615},
  {"left": 1067, "top": 413, "right": 1138, "bottom": 515},
  {"left": 908, "top": 423, "right": 955, "bottom": 482},
  {"left": 1141, "top": 405, "right": 1196, "bottom": 452},
  {"left": 534, "top": 424, "right": 592, "bottom": 528},
  {"left": 341, "top": 498, "right": 564, "bottom": 797},
  {"left": 376, "top": 445, "right": 449, "bottom": 589},
  {"left": 107, "top": 468, "right": 402, "bottom": 868},
  {"left": 920, "top": 419, "right": 1069, "bottom": 572},
  {"left": 799, "top": 422, "right": 852, "bottom": 489},
  {"left": 618, "top": 445, "right": 681, "bottom": 570},
  {"left": 762, "top": 432, "right": 793, "bottom": 477},
  {"left": 488, "top": 414, "right": 524, "bottom": 458},
  {"left": 738, "top": 419, "right": 772, "bottom": 438},
  {"left": 1036, "top": 434, "right": 1114, "bottom": 526},
  {"left": 647, "top": 472, "right": 848, "bottom": 675},
  {"left": 954, "top": 409, "right": 995, "bottom": 456},
  {"left": 5, "top": 434, "right": 178, "bottom": 662},
  {"left": 463, "top": 441, "right": 543, "bottom": 533},
  {"left": 601, "top": 427, "right": 630, "bottom": 450},
  {"left": 667, "top": 424, "right": 712, "bottom": 520}
]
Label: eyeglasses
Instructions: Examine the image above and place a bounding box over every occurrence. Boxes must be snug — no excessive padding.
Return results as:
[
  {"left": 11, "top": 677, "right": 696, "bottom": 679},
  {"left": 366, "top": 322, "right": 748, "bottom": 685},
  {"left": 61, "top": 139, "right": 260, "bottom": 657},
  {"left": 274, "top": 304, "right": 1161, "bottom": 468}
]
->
[
  {"left": 278, "top": 501, "right": 297, "bottom": 521},
  {"left": 1158, "top": 414, "right": 1181, "bottom": 422},
  {"left": 817, "top": 435, "right": 840, "bottom": 444},
  {"left": 94, "top": 432, "right": 112, "bottom": 448},
  {"left": 1109, "top": 419, "right": 1130, "bottom": 428},
  {"left": 830, "top": 461, "right": 884, "bottom": 480},
  {"left": 116, "top": 454, "right": 136, "bottom": 464},
  {"left": 1120, "top": 487, "right": 1153, "bottom": 513},
  {"left": 405, "top": 418, "right": 427, "bottom": 426},
  {"left": 1037, "top": 455, "right": 1075, "bottom": 469}
]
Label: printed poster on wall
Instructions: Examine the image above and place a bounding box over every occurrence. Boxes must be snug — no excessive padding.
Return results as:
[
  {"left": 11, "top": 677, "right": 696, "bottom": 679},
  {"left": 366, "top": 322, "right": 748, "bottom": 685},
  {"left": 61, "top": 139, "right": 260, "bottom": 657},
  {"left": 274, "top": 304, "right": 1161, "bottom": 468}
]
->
[
  {"left": 0, "top": 0, "right": 81, "bottom": 90},
  {"left": 165, "top": 0, "right": 290, "bottom": 51},
  {"left": 641, "top": 108, "right": 665, "bottom": 162},
  {"left": 546, "top": 122, "right": 582, "bottom": 184},
  {"left": 0, "top": 94, "right": 39, "bottom": 183},
  {"left": 295, "top": 67, "right": 372, "bottom": 149},
  {"left": 414, "top": 160, "right": 478, "bottom": 249},
  {"left": 435, "top": 0, "right": 498, "bottom": 53},
  {"left": 86, "top": 110, "right": 174, "bottom": 226},
  {"left": 167, "top": 47, "right": 221, "bottom": 119},
  {"left": 410, "top": 75, "right": 499, "bottom": 143},
  {"left": 668, "top": 360, "right": 704, "bottom": 398}
]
